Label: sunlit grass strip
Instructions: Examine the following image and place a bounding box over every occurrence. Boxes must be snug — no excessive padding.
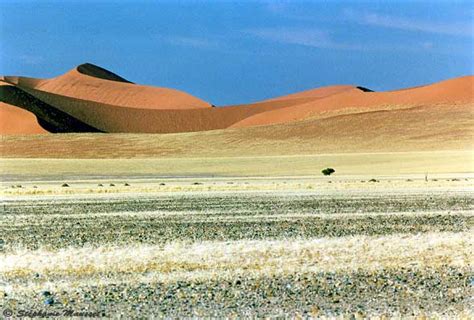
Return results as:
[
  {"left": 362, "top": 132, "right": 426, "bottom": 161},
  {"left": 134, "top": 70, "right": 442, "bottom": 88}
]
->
[
  {"left": 2, "top": 209, "right": 472, "bottom": 222},
  {"left": 2, "top": 178, "right": 472, "bottom": 197},
  {"left": 2, "top": 232, "right": 472, "bottom": 280}
]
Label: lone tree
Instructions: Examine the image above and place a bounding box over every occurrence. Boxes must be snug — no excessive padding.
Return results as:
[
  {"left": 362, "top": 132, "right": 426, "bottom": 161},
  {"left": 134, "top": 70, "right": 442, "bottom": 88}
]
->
[{"left": 321, "top": 168, "right": 335, "bottom": 176}]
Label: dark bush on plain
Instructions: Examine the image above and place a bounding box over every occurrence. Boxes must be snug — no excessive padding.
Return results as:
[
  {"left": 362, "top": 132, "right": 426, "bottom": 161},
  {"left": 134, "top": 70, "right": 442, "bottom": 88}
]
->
[{"left": 321, "top": 168, "right": 335, "bottom": 176}]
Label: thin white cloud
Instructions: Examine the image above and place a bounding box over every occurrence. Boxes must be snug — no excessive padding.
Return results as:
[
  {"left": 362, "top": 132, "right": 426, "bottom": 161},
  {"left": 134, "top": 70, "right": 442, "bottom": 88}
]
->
[
  {"left": 345, "top": 9, "right": 473, "bottom": 37},
  {"left": 263, "top": 1, "right": 290, "bottom": 15},
  {"left": 246, "top": 27, "right": 364, "bottom": 51},
  {"left": 19, "top": 54, "right": 43, "bottom": 65},
  {"left": 245, "top": 27, "right": 447, "bottom": 53},
  {"left": 163, "top": 36, "right": 219, "bottom": 49}
]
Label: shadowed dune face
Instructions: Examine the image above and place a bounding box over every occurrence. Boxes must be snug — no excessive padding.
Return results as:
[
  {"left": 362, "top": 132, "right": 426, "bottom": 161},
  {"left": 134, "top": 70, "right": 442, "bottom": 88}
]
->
[
  {"left": 0, "top": 82, "right": 102, "bottom": 133},
  {"left": 0, "top": 63, "right": 472, "bottom": 136},
  {"left": 76, "top": 63, "right": 133, "bottom": 83}
]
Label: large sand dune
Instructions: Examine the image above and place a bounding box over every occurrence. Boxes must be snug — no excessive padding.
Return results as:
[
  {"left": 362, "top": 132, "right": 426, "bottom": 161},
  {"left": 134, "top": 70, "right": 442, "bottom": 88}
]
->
[
  {"left": 3, "top": 63, "right": 211, "bottom": 110},
  {"left": 230, "top": 76, "right": 474, "bottom": 128},
  {"left": 0, "top": 64, "right": 472, "bottom": 136},
  {"left": 0, "top": 80, "right": 101, "bottom": 133}
]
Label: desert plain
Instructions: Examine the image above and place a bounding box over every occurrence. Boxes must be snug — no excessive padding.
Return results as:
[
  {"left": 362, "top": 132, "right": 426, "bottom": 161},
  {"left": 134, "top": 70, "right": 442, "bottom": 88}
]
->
[{"left": 0, "top": 64, "right": 473, "bottom": 317}]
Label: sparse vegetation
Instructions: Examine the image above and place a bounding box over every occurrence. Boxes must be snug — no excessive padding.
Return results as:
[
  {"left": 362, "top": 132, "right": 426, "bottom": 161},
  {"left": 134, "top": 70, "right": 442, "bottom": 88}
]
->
[
  {"left": 1, "top": 172, "right": 472, "bottom": 318},
  {"left": 321, "top": 168, "right": 335, "bottom": 176},
  {"left": 0, "top": 184, "right": 472, "bottom": 317},
  {"left": 0, "top": 150, "right": 471, "bottom": 178}
]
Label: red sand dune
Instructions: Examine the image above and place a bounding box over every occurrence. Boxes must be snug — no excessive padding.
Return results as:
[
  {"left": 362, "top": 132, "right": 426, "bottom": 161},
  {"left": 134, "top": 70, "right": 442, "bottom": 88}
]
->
[
  {"left": 0, "top": 81, "right": 47, "bottom": 134},
  {"left": 0, "top": 79, "right": 102, "bottom": 133},
  {"left": 0, "top": 102, "right": 47, "bottom": 134},
  {"left": 3, "top": 63, "right": 211, "bottom": 110},
  {"left": 0, "top": 63, "right": 472, "bottom": 134},
  {"left": 230, "top": 76, "right": 474, "bottom": 128},
  {"left": 262, "top": 84, "right": 357, "bottom": 102},
  {"left": 15, "top": 84, "right": 375, "bottom": 133}
]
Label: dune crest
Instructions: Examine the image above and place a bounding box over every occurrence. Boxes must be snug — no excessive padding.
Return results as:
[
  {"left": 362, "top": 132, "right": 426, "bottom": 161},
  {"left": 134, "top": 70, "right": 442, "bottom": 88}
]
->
[
  {"left": 76, "top": 63, "right": 133, "bottom": 83},
  {"left": 230, "top": 76, "right": 474, "bottom": 128},
  {"left": 5, "top": 64, "right": 212, "bottom": 110},
  {"left": 262, "top": 84, "right": 357, "bottom": 102}
]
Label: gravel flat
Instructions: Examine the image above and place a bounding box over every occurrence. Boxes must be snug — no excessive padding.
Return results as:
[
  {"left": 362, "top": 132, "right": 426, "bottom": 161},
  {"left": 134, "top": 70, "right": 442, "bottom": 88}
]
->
[{"left": 1, "top": 181, "right": 473, "bottom": 318}]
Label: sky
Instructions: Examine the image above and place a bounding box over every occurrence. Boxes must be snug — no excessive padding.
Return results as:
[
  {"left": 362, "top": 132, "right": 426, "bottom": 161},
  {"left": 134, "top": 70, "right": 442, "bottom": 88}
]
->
[{"left": 1, "top": 0, "right": 473, "bottom": 105}]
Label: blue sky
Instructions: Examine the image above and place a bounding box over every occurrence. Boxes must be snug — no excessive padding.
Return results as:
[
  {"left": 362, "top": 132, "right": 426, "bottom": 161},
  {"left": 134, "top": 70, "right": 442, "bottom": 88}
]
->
[{"left": 1, "top": 0, "right": 473, "bottom": 105}]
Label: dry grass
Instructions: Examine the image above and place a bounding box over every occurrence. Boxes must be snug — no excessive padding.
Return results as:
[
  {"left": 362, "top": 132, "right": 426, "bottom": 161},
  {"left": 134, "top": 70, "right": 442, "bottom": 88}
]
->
[
  {"left": 2, "top": 231, "right": 471, "bottom": 284},
  {"left": 1, "top": 150, "right": 473, "bottom": 180},
  {"left": 2, "top": 175, "right": 472, "bottom": 198},
  {"left": 1, "top": 184, "right": 472, "bottom": 317}
]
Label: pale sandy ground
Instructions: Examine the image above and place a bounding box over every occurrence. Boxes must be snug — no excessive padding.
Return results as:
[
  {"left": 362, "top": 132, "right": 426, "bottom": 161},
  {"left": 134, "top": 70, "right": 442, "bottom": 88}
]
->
[
  {"left": 1, "top": 174, "right": 473, "bottom": 200},
  {"left": 1, "top": 150, "right": 472, "bottom": 180}
]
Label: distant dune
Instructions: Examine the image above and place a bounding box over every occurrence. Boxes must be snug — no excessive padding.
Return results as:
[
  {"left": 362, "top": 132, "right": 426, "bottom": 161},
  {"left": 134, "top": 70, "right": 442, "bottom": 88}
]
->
[
  {"left": 0, "top": 63, "right": 472, "bottom": 137},
  {"left": 262, "top": 84, "right": 356, "bottom": 102},
  {"left": 230, "top": 76, "right": 474, "bottom": 128}
]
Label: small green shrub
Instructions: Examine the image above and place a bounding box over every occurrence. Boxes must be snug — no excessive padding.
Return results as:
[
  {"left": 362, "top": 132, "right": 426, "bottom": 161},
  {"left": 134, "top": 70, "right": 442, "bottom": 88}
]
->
[{"left": 321, "top": 168, "right": 335, "bottom": 176}]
